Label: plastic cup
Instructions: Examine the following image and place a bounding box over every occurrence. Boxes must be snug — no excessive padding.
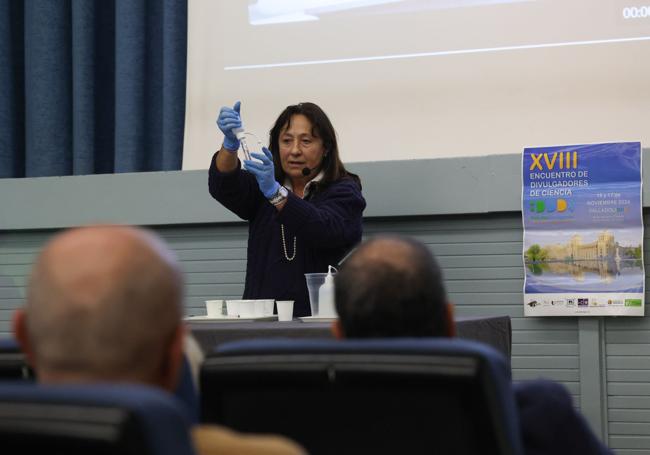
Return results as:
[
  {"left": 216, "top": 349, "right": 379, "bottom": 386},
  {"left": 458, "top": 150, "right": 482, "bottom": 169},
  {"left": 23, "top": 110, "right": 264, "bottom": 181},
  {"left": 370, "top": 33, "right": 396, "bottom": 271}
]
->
[
  {"left": 276, "top": 301, "right": 294, "bottom": 322},
  {"left": 304, "top": 272, "right": 336, "bottom": 316},
  {"left": 205, "top": 300, "right": 224, "bottom": 317},
  {"left": 225, "top": 300, "right": 240, "bottom": 317},
  {"left": 253, "top": 300, "right": 265, "bottom": 316},
  {"left": 253, "top": 300, "right": 274, "bottom": 317},
  {"left": 238, "top": 300, "right": 256, "bottom": 318},
  {"left": 263, "top": 300, "right": 275, "bottom": 316}
]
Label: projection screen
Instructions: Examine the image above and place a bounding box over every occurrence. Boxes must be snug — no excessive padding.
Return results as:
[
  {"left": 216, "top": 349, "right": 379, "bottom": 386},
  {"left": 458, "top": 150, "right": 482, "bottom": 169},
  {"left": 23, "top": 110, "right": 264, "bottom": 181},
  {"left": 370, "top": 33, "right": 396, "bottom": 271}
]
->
[{"left": 183, "top": 0, "right": 650, "bottom": 169}]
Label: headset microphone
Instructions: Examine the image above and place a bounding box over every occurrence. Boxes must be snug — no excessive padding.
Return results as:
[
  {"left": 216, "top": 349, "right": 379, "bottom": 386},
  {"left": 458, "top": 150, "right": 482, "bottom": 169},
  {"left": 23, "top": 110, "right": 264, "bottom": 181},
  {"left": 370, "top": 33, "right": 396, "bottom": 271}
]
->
[{"left": 302, "top": 152, "right": 328, "bottom": 177}]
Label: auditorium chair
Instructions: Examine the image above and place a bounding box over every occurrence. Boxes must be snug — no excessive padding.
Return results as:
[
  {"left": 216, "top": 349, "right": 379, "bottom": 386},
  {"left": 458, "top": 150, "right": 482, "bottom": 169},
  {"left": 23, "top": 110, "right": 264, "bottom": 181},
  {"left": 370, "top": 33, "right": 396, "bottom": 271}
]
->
[
  {"left": 0, "top": 382, "right": 196, "bottom": 455},
  {"left": 0, "top": 338, "right": 32, "bottom": 380},
  {"left": 0, "top": 337, "right": 199, "bottom": 422},
  {"left": 200, "top": 338, "right": 523, "bottom": 455}
]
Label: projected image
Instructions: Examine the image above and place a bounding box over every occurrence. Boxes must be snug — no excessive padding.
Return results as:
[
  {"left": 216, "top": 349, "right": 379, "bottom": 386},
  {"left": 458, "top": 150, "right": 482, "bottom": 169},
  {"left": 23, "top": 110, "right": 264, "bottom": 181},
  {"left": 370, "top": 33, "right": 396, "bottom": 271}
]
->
[{"left": 248, "top": 0, "right": 531, "bottom": 25}]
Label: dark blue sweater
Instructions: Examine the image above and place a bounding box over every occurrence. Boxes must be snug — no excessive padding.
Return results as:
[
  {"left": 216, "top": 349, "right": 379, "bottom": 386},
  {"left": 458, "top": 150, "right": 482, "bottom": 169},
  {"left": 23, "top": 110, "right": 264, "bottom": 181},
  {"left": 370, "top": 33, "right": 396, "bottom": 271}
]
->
[{"left": 208, "top": 152, "right": 366, "bottom": 316}]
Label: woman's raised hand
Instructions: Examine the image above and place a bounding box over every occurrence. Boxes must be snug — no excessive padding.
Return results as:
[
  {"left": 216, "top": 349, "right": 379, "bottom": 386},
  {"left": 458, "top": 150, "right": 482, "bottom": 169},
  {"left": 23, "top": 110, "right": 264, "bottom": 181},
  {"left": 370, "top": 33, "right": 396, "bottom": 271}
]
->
[
  {"left": 244, "top": 147, "right": 280, "bottom": 198},
  {"left": 216, "top": 101, "right": 242, "bottom": 152}
]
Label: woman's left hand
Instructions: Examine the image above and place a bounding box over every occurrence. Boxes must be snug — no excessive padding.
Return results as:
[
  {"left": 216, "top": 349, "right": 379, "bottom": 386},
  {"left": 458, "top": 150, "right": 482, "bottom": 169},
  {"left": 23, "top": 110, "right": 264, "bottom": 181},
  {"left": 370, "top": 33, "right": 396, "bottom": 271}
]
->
[{"left": 244, "top": 147, "right": 280, "bottom": 198}]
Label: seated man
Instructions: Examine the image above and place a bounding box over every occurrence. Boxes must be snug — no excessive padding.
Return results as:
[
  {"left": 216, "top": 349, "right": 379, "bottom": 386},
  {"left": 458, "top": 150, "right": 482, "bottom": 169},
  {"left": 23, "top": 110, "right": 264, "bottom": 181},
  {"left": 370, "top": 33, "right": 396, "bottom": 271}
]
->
[
  {"left": 333, "top": 235, "right": 612, "bottom": 455},
  {"left": 13, "top": 225, "right": 305, "bottom": 455}
]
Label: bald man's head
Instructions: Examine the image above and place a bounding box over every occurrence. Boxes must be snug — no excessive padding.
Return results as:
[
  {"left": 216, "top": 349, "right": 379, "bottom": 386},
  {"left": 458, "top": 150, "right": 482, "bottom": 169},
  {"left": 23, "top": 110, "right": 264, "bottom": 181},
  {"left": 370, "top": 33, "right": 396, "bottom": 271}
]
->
[
  {"left": 15, "top": 225, "right": 184, "bottom": 388},
  {"left": 334, "top": 235, "right": 452, "bottom": 338}
]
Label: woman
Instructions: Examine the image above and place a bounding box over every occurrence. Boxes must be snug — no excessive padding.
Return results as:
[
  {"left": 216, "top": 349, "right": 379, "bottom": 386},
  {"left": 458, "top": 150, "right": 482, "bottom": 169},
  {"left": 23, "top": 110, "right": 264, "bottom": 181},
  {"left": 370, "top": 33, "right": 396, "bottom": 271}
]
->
[{"left": 208, "top": 101, "right": 366, "bottom": 317}]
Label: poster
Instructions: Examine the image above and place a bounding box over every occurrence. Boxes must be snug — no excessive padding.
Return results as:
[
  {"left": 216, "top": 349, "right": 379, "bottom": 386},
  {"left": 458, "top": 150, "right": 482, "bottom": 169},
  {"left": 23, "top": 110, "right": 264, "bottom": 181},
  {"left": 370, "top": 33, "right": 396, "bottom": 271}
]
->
[{"left": 522, "top": 142, "right": 644, "bottom": 316}]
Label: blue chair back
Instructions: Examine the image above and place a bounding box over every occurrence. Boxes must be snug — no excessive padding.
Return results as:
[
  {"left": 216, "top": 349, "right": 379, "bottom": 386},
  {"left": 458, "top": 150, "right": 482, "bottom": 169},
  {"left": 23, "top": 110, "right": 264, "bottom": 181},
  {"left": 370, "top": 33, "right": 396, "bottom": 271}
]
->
[
  {"left": 201, "top": 337, "right": 523, "bottom": 455},
  {"left": 176, "top": 355, "right": 199, "bottom": 424},
  {"left": 0, "top": 337, "right": 198, "bottom": 423},
  {"left": 0, "top": 382, "right": 196, "bottom": 455}
]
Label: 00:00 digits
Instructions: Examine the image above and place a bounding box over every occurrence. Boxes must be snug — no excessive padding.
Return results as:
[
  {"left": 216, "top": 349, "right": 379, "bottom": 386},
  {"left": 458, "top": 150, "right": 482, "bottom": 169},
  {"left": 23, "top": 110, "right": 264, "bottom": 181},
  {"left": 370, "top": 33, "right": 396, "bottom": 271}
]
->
[{"left": 622, "top": 6, "right": 650, "bottom": 19}]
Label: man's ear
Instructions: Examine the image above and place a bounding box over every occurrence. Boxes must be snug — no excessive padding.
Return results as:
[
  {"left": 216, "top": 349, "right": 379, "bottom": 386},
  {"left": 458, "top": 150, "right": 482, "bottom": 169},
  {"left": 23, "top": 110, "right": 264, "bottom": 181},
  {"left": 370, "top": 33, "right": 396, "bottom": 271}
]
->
[
  {"left": 445, "top": 302, "right": 456, "bottom": 337},
  {"left": 331, "top": 319, "right": 345, "bottom": 339},
  {"left": 13, "top": 309, "right": 36, "bottom": 366},
  {"left": 160, "top": 324, "right": 186, "bottom": 392}
]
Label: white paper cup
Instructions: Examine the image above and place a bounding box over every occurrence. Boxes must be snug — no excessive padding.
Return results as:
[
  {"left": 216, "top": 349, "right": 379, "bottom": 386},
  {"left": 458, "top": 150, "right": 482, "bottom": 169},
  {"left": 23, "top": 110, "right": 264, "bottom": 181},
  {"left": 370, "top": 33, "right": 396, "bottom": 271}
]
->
[
  {"left": 238, "top": 300, "right": 256, "bottom": 318},
  {"left": 205, "top": 300, "right": 224, "bottom": 317},
  {"left": 225, "top": 300, "right": 240, "bottom": 317},
  {"left": 263, "top": 300, "right": 275, "bottom": 316},
  {"left": 254, "top": 300, "right": 266, "bottom": 317},
  {"left": 276, "top": 300, "right": 294, "bottom": 322},
  {"left": 253, "top": 299, "right": 275, "bottom": 317}
]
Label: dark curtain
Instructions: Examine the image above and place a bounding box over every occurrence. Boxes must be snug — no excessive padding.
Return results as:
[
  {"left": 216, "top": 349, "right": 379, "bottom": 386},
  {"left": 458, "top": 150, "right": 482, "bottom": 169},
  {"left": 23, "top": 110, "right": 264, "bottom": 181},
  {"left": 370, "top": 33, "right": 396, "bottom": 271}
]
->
[{"left": 0, "top": 0, "right": 187, "bottom": 178}]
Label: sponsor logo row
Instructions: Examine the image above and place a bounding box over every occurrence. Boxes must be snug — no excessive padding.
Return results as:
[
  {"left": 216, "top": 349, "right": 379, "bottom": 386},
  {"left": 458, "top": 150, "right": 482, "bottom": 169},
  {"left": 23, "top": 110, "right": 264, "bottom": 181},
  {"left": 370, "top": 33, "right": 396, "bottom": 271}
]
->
[{"left": 527, "top": 298, "right": 642, "bottom": 308}]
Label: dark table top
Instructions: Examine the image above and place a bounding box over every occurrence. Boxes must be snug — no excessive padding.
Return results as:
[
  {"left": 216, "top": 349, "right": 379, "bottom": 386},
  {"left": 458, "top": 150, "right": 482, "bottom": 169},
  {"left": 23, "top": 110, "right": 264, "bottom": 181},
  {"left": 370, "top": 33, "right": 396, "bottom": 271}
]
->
[
  {"left": 0, "top": 315, "right": 511, "bottom": 380},
  {"left": 188, "top": 315, "right": 512, "bottom": 358}
]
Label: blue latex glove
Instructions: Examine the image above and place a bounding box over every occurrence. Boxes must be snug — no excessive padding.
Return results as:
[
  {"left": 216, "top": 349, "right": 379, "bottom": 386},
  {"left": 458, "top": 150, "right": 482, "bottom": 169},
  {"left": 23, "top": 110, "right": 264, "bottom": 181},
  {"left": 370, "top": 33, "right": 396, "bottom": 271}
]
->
[
  {"left": 244, "top": 147, "right": 280, "bottom": 198},
  {"left": 216, "top": 101, "right": 242, "bottom": 151}
]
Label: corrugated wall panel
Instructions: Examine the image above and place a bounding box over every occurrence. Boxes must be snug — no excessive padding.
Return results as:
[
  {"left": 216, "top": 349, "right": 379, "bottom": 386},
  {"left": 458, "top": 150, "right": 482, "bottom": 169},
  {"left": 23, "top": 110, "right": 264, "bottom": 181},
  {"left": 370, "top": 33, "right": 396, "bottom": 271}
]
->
[
  {"left": 607, "top": 301, "right": 650, "bottom": 453},
  {"left": 605, "top": 216, "right": 650, "bottom": 452},
  {"left": 159, "top": 225, "right": 249, "bottom": 315},
  {"left": 605, "top": 218, "right": 650, "bottom": 452}
]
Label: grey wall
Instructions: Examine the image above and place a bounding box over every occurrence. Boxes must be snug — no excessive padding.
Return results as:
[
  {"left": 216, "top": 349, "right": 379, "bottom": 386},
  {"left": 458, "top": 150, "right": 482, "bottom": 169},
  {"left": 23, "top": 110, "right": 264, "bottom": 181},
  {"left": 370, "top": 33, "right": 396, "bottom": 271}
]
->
[{"left": 1, "top": 151, "right": 649, "bottom": 453}]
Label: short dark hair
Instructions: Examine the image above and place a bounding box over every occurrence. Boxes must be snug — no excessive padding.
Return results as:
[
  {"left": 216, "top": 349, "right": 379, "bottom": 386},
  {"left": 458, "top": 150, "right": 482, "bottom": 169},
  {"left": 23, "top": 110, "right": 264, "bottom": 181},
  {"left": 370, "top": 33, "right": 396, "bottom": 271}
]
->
[
  {"left": 334, "top": 235, "right": 449, "bottom": 338},
  {"left": 268, "top": 102, "right": 361, "bottom": 190}
]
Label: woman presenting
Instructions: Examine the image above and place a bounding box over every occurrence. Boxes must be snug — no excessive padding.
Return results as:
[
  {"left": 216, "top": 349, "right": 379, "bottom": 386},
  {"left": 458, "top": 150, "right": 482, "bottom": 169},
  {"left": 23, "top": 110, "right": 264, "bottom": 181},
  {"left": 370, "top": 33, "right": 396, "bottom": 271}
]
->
[{"left": 209, "top": 101, "right": 366, "bottom": 317}]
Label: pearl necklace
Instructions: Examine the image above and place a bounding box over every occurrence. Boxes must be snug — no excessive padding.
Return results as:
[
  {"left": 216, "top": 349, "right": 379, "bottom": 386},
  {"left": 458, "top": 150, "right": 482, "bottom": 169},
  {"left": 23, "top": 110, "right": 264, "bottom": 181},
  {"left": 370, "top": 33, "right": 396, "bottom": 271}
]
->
[{"left": 281, "top": 224, "right": 297, "bottom": 261}]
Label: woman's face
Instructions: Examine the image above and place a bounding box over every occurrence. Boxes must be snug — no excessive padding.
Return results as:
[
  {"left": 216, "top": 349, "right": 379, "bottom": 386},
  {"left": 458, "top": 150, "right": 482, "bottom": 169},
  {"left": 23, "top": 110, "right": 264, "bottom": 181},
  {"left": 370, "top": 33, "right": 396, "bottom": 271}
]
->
[{"left": 278, "top": 114, "right": 325, "bottom": 182}]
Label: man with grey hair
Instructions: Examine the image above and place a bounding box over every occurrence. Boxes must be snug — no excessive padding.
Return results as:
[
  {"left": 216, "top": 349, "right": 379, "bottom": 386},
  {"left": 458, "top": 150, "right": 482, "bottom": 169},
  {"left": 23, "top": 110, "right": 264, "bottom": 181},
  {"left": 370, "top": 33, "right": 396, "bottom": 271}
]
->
[{"left": 13, "top": 225, "right": 305, "bottom": 455}]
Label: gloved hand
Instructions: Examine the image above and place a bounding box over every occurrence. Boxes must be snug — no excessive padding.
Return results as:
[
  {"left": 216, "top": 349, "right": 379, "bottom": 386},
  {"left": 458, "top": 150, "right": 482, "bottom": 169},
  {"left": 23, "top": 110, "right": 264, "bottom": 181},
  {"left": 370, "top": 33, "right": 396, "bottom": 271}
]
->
[
  {"left": 216, "top": 101, "right": 242, "bottom": 152},
  {"left": 244, "top": 147, "right": 280, "bottom": 198}
]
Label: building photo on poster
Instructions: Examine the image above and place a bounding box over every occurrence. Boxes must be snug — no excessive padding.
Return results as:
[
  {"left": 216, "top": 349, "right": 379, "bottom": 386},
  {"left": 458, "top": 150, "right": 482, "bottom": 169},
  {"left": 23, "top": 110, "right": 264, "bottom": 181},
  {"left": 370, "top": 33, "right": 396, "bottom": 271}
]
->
[{"left": 522, "top": 142, "right": 644, "bottom": 316}]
